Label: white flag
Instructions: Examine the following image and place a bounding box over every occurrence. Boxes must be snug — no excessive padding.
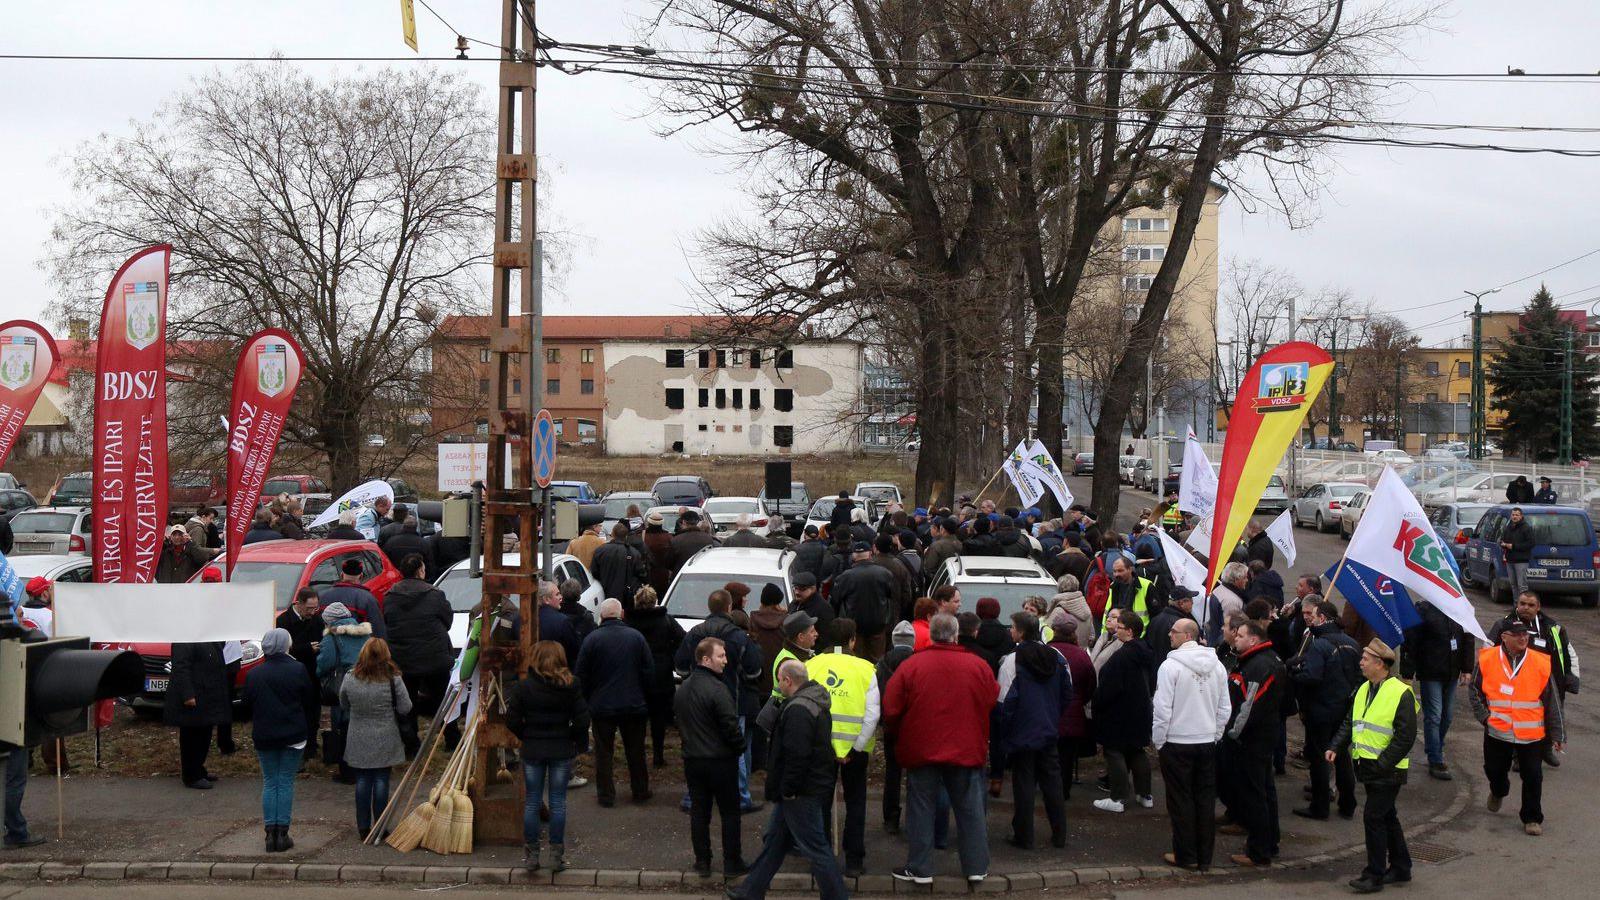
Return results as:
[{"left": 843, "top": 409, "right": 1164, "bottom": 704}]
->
[
  {"left": 1179, "top": 434, "right": 1218, "bottom": 517},
  {"left": 1184, "top": 512, "right": 1212, "bottom": 555},
  {"left": 1157, "top": 527, "right": 1209, "bottom": 601},
  {"left": 1020, "top": 439, "right": 1075, "bottom": 511},
  {"left": 309, "top": 478, "right": 396, "bottom": 529},
  {"left": 1003, "top": 442, "right": 1045, "bottom": 506},
  {"left": 1266, "top": 507, "right": 1298, "bottom": 567},
  {"left": 1346, "top": 467, "right": 1487, "bottom": 643}
]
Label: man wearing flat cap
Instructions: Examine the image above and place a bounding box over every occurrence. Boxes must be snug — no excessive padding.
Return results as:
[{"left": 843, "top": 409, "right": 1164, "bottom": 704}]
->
[
  {"left": 1327, "top": 639, "right": 1418, "bottom": 894},
  {"left": 1471, "top": 619, "right": 1565, "bottom": 837},
  {"left": 829, "top": 542, "right": 896, "bottom": 662},
  {"left": 769, "top": 610, "right": 819, "bottom": 698}
]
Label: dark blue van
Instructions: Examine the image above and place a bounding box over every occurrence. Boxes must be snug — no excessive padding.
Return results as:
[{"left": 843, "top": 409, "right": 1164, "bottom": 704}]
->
[{"left": 1464, "top": 505, "right": 1599, "bottom": 607}]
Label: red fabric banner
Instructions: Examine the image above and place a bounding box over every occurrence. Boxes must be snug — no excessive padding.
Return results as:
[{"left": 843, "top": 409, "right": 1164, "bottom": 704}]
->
[
  {"left": 92, "top": 245, "right": 172, "bottom": 585},
  {"left": 225, "top": 329, "right": 305, "bottom": 576},
  {"left": 0, "top": 320, "right": 60, "bottom": 470}
]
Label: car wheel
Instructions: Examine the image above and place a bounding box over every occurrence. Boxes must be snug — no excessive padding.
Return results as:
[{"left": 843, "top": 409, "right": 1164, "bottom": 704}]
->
[
  {"left": 1491, "top": 577, "right": 1512, "bottom": 605},
  {"left": 1584, "top": 591, "right": 1599, "bottom": 609},
  {"left": 1315, "top": 512, "right": 1327, "bottom": 533}
]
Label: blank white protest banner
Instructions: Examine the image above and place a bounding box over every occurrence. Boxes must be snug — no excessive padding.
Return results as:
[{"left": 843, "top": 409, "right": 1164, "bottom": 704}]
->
[{"left": 53, "top": 582, "right": 276, "bottom": 643}]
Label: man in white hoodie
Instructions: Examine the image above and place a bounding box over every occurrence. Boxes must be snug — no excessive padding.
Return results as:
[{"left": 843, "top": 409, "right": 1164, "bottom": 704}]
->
[{"left": 1152, "top": 619, "right": 1233, "bottom": 872}]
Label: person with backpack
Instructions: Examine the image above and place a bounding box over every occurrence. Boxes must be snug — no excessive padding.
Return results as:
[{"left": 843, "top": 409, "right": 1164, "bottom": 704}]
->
[
  {"left": 316, "top": 602, "right": 373, "bottom": 784},
  {"left": 1288, "top": 600, "right": 1360, "bottom": 820}
]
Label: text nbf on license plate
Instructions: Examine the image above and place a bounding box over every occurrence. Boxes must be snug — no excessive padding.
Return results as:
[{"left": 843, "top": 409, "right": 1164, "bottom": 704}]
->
[{"left": 144, "top": 678, "right": 169, "bottom": 693}]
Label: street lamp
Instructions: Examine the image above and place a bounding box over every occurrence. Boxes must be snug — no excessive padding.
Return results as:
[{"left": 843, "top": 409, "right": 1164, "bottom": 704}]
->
[
  {"left": 1464, "top": 288, "right": 1500, "bottom": 459},
  {"left": 1303, "top": 314, "right": 1368, "bottom": 441}
]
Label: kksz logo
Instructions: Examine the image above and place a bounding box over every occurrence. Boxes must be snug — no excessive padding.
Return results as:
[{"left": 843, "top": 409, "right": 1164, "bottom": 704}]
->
[{"left": 1393, "top": 520, "right": 1464, "bottom": 595}]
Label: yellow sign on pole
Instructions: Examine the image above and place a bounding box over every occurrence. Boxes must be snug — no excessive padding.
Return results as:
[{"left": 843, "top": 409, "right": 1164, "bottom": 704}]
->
[{"left": 400, "top": 0, "right": 419, "bottom": 52}]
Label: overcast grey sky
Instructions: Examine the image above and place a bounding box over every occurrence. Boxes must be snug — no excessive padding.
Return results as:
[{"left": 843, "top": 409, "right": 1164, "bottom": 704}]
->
[{"left": 4, "top": 1, "right": 1599, "bottom": 349}]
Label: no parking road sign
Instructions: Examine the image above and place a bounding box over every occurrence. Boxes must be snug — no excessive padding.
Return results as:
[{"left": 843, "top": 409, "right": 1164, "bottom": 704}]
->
[{"left": 533, "top": 408, "right": 556, "bottom": 489}]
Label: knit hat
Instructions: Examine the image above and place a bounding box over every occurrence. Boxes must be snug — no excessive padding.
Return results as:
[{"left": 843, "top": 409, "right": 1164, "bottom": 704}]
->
[
  {"left": 646, "top": 510, "right": 664, "bottom": 525},
  {"left": 760, "top": 583, "right": 785, "bottom": 606},
  {"left": 891, "top": 620, "right": 916, "bottom": 648},
  {"left": 976, "top": 597, "right": 1001, "bottom": 620},
  {"left": 783, "top": 610, "right": 817, "bottom": 639},
  {"left": 791, "top": 572, "right": 817, "bottom": 589},
  {"left": 913, "top": 507, "right": 929, "bottom": 517},
  {"left": 24, "top": 576, "right": 50, "bottom": 598},
  {"left": 200, "top": 566, "right": 223, "bottom": 584},
  {"left": 260, "top": 628, "right": 292, "bottom": 657},
  {"left": 321, "top": 602, "right": 353, "bottom": 624}
]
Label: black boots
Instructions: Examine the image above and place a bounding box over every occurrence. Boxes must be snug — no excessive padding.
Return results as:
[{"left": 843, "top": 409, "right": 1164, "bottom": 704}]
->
[{"left": 264, "top": 825, "right": 294, "bottom": 853}]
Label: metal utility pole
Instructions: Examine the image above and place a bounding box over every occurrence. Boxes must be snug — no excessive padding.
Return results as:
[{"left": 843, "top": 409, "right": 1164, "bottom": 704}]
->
[
  {"left": 1560, "top": 326, "right": 1574, "bottom": 465},
  {"left": 1394, "top": 362, "right": 1406, "bottom": 448},
  {"left": 472, "top": 0, "right": 542, "bottom": 845},
  {"left": 1465, "top": 288, "right": 1499, "bottom": 459}
]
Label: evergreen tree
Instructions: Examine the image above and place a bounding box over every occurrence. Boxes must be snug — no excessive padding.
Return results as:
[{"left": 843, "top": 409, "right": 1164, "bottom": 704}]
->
[{"left": 1487, "top": 285, "right": 1600, "bottom": 461}]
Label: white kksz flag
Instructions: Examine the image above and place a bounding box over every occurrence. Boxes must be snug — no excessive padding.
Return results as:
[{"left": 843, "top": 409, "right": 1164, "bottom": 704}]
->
[
  {"left": 1019, "top": 439, "right": 1074, "bottom": 511},
  {"left": 1179, "top": 434, "right": 1218, "bottom": 517},
  {"left": 1002, "top": 442, "right": 1045, "bottom": 507},
  {"left": 309, "top": 479, "right": 397, "bottom": 529},
  {"left": 1345, "top": 466, "right": 1487, "bottom": 643},
  {"left": 1265, "top": 508, "right": 1298, "bottom": 567}
]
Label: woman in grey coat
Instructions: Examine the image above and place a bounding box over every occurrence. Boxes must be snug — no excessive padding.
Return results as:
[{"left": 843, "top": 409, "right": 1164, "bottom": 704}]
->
[{"left": 337, "top": 637, "right": 413, "bottom": 839}]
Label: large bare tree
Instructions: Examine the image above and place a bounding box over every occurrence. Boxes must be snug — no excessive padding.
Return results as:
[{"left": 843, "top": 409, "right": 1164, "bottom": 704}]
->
[{"left": 43, "top": 65, "right": 495, "bottom": 491}]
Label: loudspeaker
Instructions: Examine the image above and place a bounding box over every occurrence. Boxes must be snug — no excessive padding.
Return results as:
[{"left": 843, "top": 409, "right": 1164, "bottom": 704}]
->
[{"left": 765, "top": 461, "right": 792, "bottom": 500}]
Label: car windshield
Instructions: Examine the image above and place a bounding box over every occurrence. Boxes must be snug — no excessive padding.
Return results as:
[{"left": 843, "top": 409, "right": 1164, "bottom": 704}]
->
[
  {"left": 1456, "top": 507, "right": 1489, "bottom": 527},
  {"left": 1328, "top": 484, "right": 1362, "bottom": 498},
  {"left": 764, "top": 483, "right": 807, "bottom": 503},
  {"left": 856, "top": 486, "right": 898, "bottom": 503},
  {"left": 263, "top": 479, "right": 303, "bottom": 495},
  {"left": 666, "top": 574, "right": 787, "bottom": 618},
  {"left": 602, "top": 496, "right": 650, "bottom": 519},
  {"left": 1079, "top": 454, "right": 1094, "bottom": 461},
  {"left": 954, "top": 583, "right": 1056, "bottom": 620},
  {"left": 809, "top": 499, "right": 841, "bottom": 518},
  {"left": 651, "top": 508, "right": 686, "bottom": 531},
  {"left": 550, "top": 484, "right": 585, "bottom": 500},
  {"left": 434, "top": 568, "right": 508, "bottom": 613},
  {"left": 704, "top": 499, "right": 760, "bottom": 516},
  {"left": 1530, "top": 513, "right": 1592, "bottom": 547},
  {"left": 56, "top": 476, "right": 90, "bottom": 496},
  {"left": 10, "top": 512, "right": 76, "bottom": 534},
  {"left": 656, "top": 482, "right": 701, "bottom": 503},
  {"left": 228, "top": 561, "right": 304, "bottom": 610},
  {"left": 1267, "top": 475, "right": 1285, "bottom": 488}
]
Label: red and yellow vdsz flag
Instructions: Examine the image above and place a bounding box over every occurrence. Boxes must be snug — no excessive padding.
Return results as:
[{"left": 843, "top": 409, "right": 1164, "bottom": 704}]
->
[{"left": 1206, "top": 341, "right": 1333, "bottom": 588}]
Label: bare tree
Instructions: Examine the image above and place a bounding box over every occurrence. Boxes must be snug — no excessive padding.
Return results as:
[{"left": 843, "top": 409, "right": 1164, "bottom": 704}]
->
[{"left": 43, "top": 66, "right": 496, "bottom": 491}]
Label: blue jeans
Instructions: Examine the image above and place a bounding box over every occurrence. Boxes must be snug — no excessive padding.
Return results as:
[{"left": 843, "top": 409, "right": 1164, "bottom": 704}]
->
[
  {"left": 257, "top": 747, "right": 300, "bottom": 826},
  {"left": 1418, "top": 679, "right": 1456, "bottom": 766},
  {"left": 906, "top": 765, "right": 989, "bottom": 879},
  {"left": 4, "top": 747, "right": 29, "bottom": 845},
  {"left": 523, "top": 758, "right": 571, "bottom": 847},
  {"left": 354, "top": 767, "right": 392, "bottom": 835},
  {"left": 732, "top": 798, "right": 848, "bottom": 900}
]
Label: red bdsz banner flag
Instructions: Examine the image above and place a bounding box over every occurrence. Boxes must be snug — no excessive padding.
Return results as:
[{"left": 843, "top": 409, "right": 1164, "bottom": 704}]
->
[
  {"left": 1205, "top": 341, "right": 1334, "bottom": 589},
  {"left": 0, "top": 320, "right": 60, "bottom": 469},
  {"left": 225, "top": 329, "right": 305, "bottom": 575},
  {"left": 93, "top": 245, "right": 172, "bottom": 585}
]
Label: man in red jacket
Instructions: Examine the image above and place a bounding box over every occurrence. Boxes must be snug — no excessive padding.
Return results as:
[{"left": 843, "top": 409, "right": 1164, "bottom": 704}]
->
[{"left": 883, "top": 612, "right": 997, "bottom": 885}]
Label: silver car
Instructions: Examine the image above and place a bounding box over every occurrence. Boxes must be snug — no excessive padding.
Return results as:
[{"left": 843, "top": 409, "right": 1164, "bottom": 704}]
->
[
  {"left": 1291, "top": 482, "right": 1366, "bottom": 533},
  {"left": 7, "top": 506, "right": 93, "bottom": 555}
]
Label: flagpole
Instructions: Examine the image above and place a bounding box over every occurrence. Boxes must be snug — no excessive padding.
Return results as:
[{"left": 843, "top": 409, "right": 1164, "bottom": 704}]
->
[{"left": 970, "top": 463, "right": 1008, "bottom": 506}]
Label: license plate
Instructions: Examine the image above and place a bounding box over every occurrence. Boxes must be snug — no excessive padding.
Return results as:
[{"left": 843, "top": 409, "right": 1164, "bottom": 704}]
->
[
  {"left": 144, "top": 677, "right": 169, "bottom": 693},
  {"left": 1526, "top": 568, "right": 1548, "bottom": 578},
  {"left": 1560, "top": 569, "right": 1595, "bottom": 580},
  {"left": 1538, "top": 558, "right": 1568, "bottom": 567}
]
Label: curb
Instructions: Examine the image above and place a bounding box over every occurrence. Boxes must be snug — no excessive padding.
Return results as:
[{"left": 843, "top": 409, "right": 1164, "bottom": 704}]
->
[{"left": 0, "top": 773, "right": 1474, "bottom": 893}]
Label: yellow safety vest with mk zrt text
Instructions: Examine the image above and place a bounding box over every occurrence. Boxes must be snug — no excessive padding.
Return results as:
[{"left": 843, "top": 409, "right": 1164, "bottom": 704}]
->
[
  {"left": 806, "top": 650, "right": 876, "bottom": 756},
  {"left": 1350, "top": 676, "right": 1418, "bottom": 769}
]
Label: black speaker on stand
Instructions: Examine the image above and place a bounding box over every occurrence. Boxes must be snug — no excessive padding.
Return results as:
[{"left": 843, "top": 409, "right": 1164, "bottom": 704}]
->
[{"left": 764, "top": 461, "right": 792, "bottom": 500}]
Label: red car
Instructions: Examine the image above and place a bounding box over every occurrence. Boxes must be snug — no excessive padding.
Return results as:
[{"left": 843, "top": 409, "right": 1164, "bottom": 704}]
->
[
  {"left": 260, "top": 474, "right": 330, "bottom": 502},
  {"left": 130, "top": 539, "right": 402, "bottom": 711},
  {"left": 169, "top": 469, "right": 228, "bottom": 508}
]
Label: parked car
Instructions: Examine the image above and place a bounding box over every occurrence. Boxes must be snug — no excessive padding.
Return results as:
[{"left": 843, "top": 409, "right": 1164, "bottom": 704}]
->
[
  {"left": 0, "top": 488, "right": 38, "bottom": 523},
  {"left": 1160, "top": 463, "right": 1184, "bottom": 496},
  {"left": 383, "top": 478, "right": 420, "bottom": 505},
  {"left": 434, "top": 552, "right": 604, "bottom": 652},
  {"left": 1338, "top": 490, "right": 1372, "bottom": 540},
  {"left": 1256, "top": 474, "right": 1291, "bottom": 515},
  {"left": 852, "top": 482, "right": 903, "bottom": 507},
  {"left": 1118, "top": 456, "right": 1146, "bottom": 484},
  {"left": 1303, "top": 438, "right": 1360, "bottom": 452},
  {"left": 644, "top": 505, "right": 696, "bottom": 534},
  {"left": 46, "top": 471, "right": 93, "bottom": 507},
  {"left": 1131, "top": 458, "right": 1158, "bottom": 491},
  {"left": 600, "top": 491, "right": 660, "bottom": 534},
  {"left": 652, "top": 475, "right": 714, "bottom": 507},
  {"left": 925, "top": 556, "right": 1058, "bottom": 621},
  {"left": 1366, "top": 449, "right": 1415, "bottom": 467},
  {"left": 663, "top": 546, "right": 794, "bottom": 632},
  {"left": 549, "top": 480, "right": 602, "bottom": 504},
  {"left": 168, "top": 469, "right": 227, "bottom": 509},
  {"left": 1428, "top": 502, "right": 1493, "bottom": 565},
  {"left": 261, "top": 474, "right": 330, "bottom": 501},
  {"left": 802, "top": 496, "right": 880, "bottom": 537},
  {"left": 365, "top": 434, "right": 387, "bottom": 448},
  {"left": 1426, "top": 441, "right": 1470, "bottom": 460},
  {"left": 702, "top": 496, "right": 769, "bottom": 535},
  {"left": 757, "top": 481, "right": 811, "bottom": 535},
  {"left": 1071, "top": 452, "right": 1095, "bottom": 476},
  {"left": 1291, "top": 482, "right": 1366, "bottom": 533},
  {"left": 1419, "top": 472, "right": 1520, "bottom": 506},
  {"left": 0, "top": 473, "right": 20, "bottom": 491},
  {"left": 7, "top": 506, "right": 92, "bottom": 556},
  {"left": 1464, "top": 505, "right": 1600, "bottom": 607}
]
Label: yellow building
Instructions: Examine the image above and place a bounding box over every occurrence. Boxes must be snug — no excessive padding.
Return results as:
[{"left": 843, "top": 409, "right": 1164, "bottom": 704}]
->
[{"left": 1401, "top": 311, "right": 1521, "bottom": 452}]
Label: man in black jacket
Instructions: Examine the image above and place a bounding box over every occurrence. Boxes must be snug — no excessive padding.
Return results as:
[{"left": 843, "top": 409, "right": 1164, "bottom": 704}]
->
[
  {"left": 1328, "top": 639, "right": 1417, "bottom": 894},
  {"left": 274, "top": 588, "right": 325, "bottom": 760},
  {"left": 830, "top": 543, "right": 896, "bottom": 662},
  {"left": 675, "top": 590, "right": 765, "bottom": 810},
  {"left": 383, "top": 554, "right": 455, "bottom": 750},
  {"left": 1288, "top": 601, "right": 1359, "bottom": 820},
  {"left": 376, "top": 504, "right": 410, "bottom": 545},
  {"left": 876, "top": 620, "right": 917, "bottom": 834},
  {"left": 591, "top": 522, "right": 646, "bottom": 609},
  {"left": 732, "top": 660, "right": 848, "bottom": 900},
  {"left": 1498, "top": 507, "right": 1536, "bottom": 597},
  {"left": 1225, "top": 621, "right": 1287, "bottom": 867},
  {"left": 575, "top": 599, "right": 654, "bottom": 806},
  {"left": 788, "top": 574, "right": 833, "bottom": 656},
  {"left": 674, "top": 637, "right": 748, "bottom": 878},
  {"left": 1402, "top": 597, "right": 1475, "bottom": 780},
  {"left": 871, "top": 533, "right": 916, "bottom": 621},
  {"left": 1145, "top": 587, "right": 1198, "bottom": 667},
  {"left": 790, "top": 526, "right": 840, "bottom": 588},
  {"left": 669, "top": 512, "right": 717, "bottom": 578},
  {"left": 380, "top": 519, "right": 427, "bottom": 569}
]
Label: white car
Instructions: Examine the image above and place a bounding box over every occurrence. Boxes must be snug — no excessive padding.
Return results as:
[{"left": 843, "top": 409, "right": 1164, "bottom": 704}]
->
[
  {"left": 5, "top": 555, "right": 93, "bottom": 635},
  {"left": 803, "top": 496, "right": 880, "bottom": 537},
  {"left": 925, "top": 556, "right": 1058, "bottom": 620},
  {"left": 8, "top": 506, "right": 93, "bottom": 556},
  {"left": 433, "top": 552, "right": 604, "bottom": 653},
  {"left": 1365, "top": 448, "right": 1414, "bottom": 466},
  {"left": 852, "top": 482, "right": 903, "bottom": 508},
  {"left": 701, "top": 496, "right": 769, "bottom": 534},
  {"left": 1118, "top": 456, "right": 1147, "bottom": 484},
  {"left": 1338, "top": 489, "right": 1372, "bottom": 540},
  {"left": 1291, "top": 482, "right": 1367, "bottom": 533},
  {"left": 663, "top": 546, "right": 794, "bottom": 632}
]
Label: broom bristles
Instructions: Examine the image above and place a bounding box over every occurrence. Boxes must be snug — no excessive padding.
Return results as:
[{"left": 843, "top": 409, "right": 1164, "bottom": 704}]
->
[
  {"left": 422, "top": 792, "right": 456, "bottom": 854},
  {"left": 385, "top": 800, "right": 435, "bottom": 852},
  {"left": 449, "top": 789, "right": 475, "bottom": 854}
]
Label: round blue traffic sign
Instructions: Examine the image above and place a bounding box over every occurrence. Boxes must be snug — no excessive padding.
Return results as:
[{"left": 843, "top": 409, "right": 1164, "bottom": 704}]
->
[{"left": 533, "top": 409, "right": 556, "bottom": 488}]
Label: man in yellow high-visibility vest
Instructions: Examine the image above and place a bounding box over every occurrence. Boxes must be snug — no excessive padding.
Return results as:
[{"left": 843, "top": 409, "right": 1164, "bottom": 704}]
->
[
  {"left": 805, "top": 618, "right": 881, "bottom": 878},
  {"left": 1326, "top": 639, "right": 1417, "bottom": 895}
]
